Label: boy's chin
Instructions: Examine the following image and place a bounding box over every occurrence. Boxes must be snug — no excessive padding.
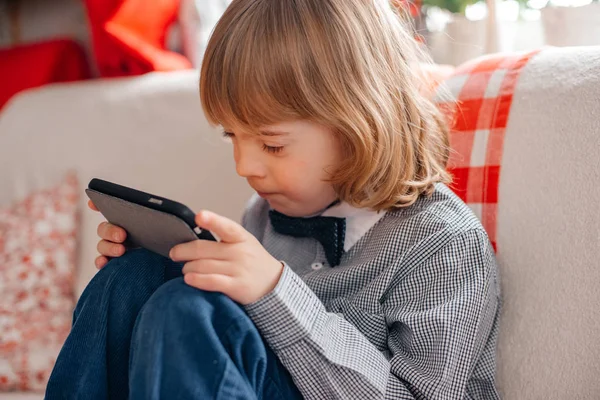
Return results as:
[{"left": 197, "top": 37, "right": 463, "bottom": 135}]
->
[
  {"left": 268, "top": 203, "right": 304, "bottom": 218},
  {"left": 268, "top": 198, "right": 329, "bottom": 218}
]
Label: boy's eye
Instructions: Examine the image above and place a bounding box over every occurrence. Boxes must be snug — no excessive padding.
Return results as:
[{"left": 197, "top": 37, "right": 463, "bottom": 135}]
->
[
  {"left": 262, "top": 144, "right": 284, "bottom": 154},
  {"left": 223, "top": 131, "right": 282, "bottom": 153},
  {"left": 222, "top": 131, "right": 234, "bottom": 141}
]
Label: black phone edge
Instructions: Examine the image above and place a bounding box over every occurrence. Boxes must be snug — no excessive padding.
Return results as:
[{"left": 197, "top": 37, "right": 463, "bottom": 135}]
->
[{"left": 88, "top": 178, "right": 215, "bottom": 241}]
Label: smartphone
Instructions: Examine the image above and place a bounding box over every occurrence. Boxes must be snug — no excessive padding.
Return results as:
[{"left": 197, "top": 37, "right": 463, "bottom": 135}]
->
[{"left": 86, "top": 178, "right": 215, "bottom": 258}]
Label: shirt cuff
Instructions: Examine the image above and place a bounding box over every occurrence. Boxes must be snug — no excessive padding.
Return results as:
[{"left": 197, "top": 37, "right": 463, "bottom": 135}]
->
[{"left": 244, "top": 263, "right": 323, "bottom": 350}]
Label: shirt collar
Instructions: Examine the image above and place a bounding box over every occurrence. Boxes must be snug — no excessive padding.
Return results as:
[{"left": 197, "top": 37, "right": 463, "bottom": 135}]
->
[{"left": 321, "top": 202, "right": 387, "bottom": 252}]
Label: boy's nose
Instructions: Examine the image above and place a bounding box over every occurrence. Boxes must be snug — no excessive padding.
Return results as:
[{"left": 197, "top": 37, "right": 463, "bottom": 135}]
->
[{"left": 235, "top": 148, "right": 266, "bottom": 179}]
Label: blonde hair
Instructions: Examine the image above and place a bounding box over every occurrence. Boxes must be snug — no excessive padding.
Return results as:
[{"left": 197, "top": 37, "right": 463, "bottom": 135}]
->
[{"left": 200, "top": 0, "right": 451, "bottom": 211}]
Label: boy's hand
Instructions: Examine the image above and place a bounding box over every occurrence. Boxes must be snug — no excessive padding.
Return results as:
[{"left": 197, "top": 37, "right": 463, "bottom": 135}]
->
[
  {"left": 170, "top": 211, "right": 284, "bottom": 305},
  {"left": 89, "top": 200, "right": 128, "bottom": 269}
]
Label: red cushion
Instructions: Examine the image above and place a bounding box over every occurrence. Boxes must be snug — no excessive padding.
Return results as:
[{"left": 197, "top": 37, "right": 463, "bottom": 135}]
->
[
  {"left": 392, "top": 0, "right": 421, "bottom": 17},
  {"left": 84, "top": 0, "right": 191, "bottom": 77},
  {"left": 0, "top": 40, "right": 90, "bottom": 110}
]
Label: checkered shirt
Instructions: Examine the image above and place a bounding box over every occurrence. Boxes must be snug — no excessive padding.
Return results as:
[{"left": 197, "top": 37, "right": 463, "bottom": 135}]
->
[{"left": 244, "top": 183, "right": 501, "bottom": 399}]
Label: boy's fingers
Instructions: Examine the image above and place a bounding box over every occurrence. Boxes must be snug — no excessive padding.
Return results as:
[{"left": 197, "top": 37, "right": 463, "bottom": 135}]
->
[
  {"left": 170, "top": 239, "right": 232, "bottom": 262},
  {"left": 95, "top": 255, "right": 109, "bottom": 269},
  {"left": 195, "top": 211, "right": 247, "bottom": 243},
  {"left": 88, "top": 200, "right": 99, "bottom": 211},
  {"left": 97, "top": 240, "right": 126, "bottom": 258},
  {"left": 184, "top": 273, "right": 234, "bottom": 294},
  {"left": 97, "top": 222, "right": 127, "bottom": 243},
  {"left": 182, "top": 259, "right": 236, "bottom": 276}
]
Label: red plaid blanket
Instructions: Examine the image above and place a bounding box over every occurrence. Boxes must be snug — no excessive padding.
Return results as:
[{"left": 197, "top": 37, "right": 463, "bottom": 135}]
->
[{"left": 435, "top": 50, "right": 541, "bottom": 251}]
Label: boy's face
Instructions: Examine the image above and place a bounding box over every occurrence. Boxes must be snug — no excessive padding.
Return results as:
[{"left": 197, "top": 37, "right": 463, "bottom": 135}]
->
[{"left": 225, "top": 120, "right": 342, "bottom": 217}]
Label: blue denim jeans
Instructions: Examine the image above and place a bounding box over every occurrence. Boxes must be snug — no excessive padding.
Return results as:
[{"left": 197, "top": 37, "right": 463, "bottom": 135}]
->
[{"left": 46, "top": 249, "right": 302, "bottom": 400}]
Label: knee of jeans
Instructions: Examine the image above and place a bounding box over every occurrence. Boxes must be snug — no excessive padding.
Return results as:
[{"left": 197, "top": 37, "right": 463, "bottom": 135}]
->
[
  {"left": 140, "top": 278, "right": 243, "bottom": 329},
  {"left": 97, "top": 248, "right": 167, "bottom": 287},
  {"left": 74, "top": 249, "right": 170, "bottom": 320}
]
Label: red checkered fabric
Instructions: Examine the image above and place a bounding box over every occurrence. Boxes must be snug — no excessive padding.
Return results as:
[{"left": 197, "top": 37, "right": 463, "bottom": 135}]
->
[{"left": 434, "top": 50, "right": 541, "bottom": 251}]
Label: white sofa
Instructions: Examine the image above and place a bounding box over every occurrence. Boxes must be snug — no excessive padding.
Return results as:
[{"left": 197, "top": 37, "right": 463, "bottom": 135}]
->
[{"left": 0, "top": 46, "right": 599, "bottom": 399}]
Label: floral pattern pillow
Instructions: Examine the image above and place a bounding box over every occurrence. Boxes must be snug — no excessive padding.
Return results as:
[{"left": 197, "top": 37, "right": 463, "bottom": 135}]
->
[{"left": 0, "top": 173, "right": 78, "bottom": 392}]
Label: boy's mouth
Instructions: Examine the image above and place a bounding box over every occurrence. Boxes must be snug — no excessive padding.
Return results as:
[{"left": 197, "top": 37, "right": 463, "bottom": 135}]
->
[{"left": 256, "top": 191, "right": 275, "bottom": 198}]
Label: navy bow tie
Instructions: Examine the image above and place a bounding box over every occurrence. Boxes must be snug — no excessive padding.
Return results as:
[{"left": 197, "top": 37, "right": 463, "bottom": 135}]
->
[{"left": 268, "top": 210, "right": 346, "bottom": 267}]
